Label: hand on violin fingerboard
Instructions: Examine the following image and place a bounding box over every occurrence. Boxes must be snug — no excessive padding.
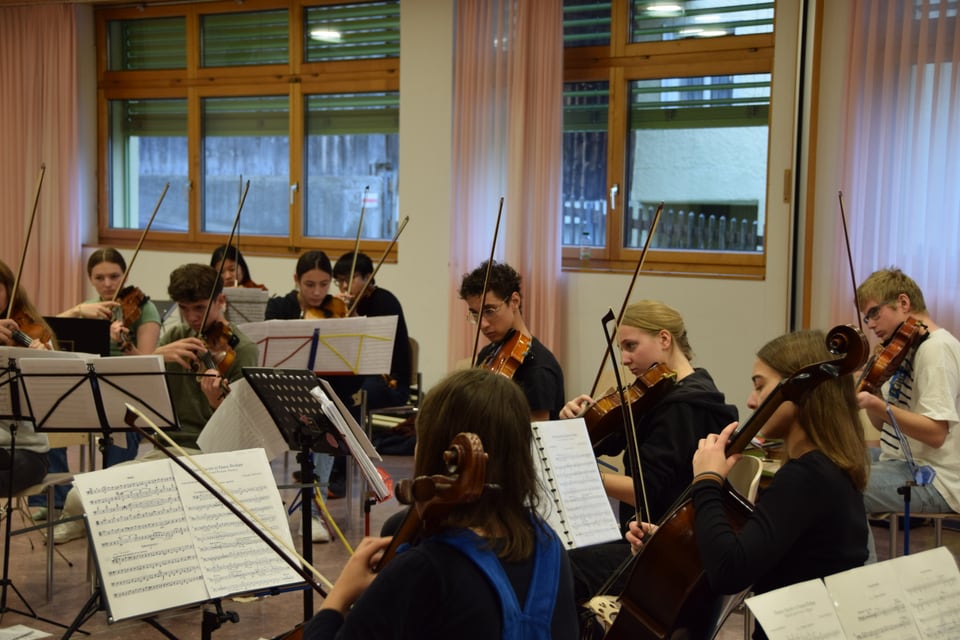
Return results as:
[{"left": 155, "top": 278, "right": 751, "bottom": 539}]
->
[
  {"left": 559, "top": 394, "right": 594, "bottom": 419},
  {"left": 154, "top": 337, "right": 207, "bottom": 369}
]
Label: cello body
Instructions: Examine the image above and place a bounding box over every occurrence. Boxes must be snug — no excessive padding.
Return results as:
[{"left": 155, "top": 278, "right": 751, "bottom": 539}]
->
[{"left": 605, "top": 486, "right": 753, "bottom": 640}]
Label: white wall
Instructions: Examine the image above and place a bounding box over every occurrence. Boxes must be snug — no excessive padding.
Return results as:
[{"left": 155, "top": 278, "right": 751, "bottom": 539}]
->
[{"left": 76, "top": 0, "right": 843, "bottom": 420}]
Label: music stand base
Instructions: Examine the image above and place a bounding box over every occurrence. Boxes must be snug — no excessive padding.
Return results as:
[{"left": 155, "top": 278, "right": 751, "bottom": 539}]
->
[{"left": 0, "top": 578, "right": 72, "bottom": 631}]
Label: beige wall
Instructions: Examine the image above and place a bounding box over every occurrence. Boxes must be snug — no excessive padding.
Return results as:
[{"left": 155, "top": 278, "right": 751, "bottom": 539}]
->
[{"left": 75, "top": 0, "right": 859, "bottom": 421}]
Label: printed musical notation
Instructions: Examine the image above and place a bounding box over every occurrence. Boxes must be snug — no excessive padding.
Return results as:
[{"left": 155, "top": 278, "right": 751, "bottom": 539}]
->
[
  {"left": 73, "top": 449, "right": 300, "bottom": 622},
  {"left": 747, "top": 547, "right": 960, "bottom": 640}
]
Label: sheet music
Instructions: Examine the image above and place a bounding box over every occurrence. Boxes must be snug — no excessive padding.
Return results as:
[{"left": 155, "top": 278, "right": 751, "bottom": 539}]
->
[
  {"left": 74, "top": 449, "right": 301, "bottom": 621},
  {"left": 311, "top": 382, "right": 389, "bottom": 500},
  {"left": 223, "top": 287, "right": 269, "bottom": 323},
  {"left": 0, "top": 347, "right": 94, "bottom": 420},
  {"left": 197, "top": 379, "right": 290, "bottom": 461},
  {"left": 172, "top": 450, "right": 302, "bottom": 598},
  {"left": 17, "top": 354, "right": 175, "bottom": 431},
  {"left": 530, "top": 418, "right": 621, "bottom": 548},
  {"left": 746, "top": 579, "right": 847, "bottom": 640},
  {"left": 237, "top": 316, "right": 397, "bottom": 374},
  {"left": 746, "top": 547, "right": 960, "bottom": 640}
]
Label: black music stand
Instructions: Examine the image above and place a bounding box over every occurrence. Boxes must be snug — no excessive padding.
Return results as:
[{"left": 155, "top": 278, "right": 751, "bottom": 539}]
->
[
  {"left": 241, "top": 368, "right": 351, "bottom": 620},
  {"left": 0, "top": 355, "right": 69, "bottom": 629},
  {"left": 14, "top": 356, "right": 178, "bottom": 638}
]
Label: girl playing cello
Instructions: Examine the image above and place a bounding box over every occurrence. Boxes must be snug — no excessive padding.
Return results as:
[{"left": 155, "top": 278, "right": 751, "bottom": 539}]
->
[
  {"left": 301, "top": 368, "right": 578, "bottom": 639},
  {"left": 627, "top": 329, "right": 869, "bottom": 640}
]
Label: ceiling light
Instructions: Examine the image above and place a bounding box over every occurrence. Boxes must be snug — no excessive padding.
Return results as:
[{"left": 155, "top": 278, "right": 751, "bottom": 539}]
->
[{"left": 309, "top": 29, "right": 343, "bottom": 43}]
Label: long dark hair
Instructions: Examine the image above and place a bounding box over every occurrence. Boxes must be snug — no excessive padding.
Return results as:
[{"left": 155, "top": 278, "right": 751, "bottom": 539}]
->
[
  {"left": 414, "top": 368, "right": 540, "bottom": 561},
  {"left": 210, "top": 245, "right": 254, "bottom": 286}
]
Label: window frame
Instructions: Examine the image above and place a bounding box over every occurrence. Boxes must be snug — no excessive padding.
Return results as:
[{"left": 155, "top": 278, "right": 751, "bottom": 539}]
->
[
  {"left": 562, "top": 7, "right": 775, "bottom": 279},
  {"left": 95, "top": 0, "right": 401, "bottom": 261}
]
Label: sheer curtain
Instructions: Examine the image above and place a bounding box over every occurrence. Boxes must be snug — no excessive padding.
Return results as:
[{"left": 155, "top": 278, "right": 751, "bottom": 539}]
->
[
  {"left": 448, "top": 0, "right": 564, "bottom": 369},
  {"left": 0, "top": 6, "right": 81, "bottom": 318},
  {"left": 836, "top": 0, "right": 960, "bottom": 333}
]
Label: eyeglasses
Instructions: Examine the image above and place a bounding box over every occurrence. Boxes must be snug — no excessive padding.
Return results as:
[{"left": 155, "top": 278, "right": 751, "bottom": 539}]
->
[
  {"left": 466, "top": 301, "right": 506, "bottom": 324},
  {"left": 862, "top": 300, "right": 894, "bottom": 324}
]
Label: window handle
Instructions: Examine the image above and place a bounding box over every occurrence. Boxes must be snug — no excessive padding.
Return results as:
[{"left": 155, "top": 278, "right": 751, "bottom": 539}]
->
[
  {"left": 290, "top": 182, "right": 299, "bottom": 205},
  {"left": 609, "top": 184, "right": 619, "bottom": 210}
]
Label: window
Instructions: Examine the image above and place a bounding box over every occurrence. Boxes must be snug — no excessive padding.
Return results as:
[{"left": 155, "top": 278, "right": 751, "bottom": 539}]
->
[
  {"left": 97, "top": 0, "right": 400, "bottom": 257},
  {"left": 562, "top": 0, "right": 775, "bottom": 277}
]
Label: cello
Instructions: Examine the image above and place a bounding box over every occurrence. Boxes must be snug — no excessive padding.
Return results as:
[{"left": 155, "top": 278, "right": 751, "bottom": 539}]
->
[{"left": 600, "top": 324, "right": 868, "bottom": 640}]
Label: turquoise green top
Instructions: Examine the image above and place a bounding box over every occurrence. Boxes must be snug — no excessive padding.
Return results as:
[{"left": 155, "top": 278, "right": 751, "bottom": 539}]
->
[{"left": 86, "top": 295, "right": 161, "bottom": 357}]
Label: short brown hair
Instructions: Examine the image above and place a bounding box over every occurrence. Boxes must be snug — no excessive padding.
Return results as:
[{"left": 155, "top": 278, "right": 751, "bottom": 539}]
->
[
  {"left": 168, "top": 264, "right": 221, "bottom": 303},
  {"left": 856, "top": 267, "right": 926, "bottom": 313}
]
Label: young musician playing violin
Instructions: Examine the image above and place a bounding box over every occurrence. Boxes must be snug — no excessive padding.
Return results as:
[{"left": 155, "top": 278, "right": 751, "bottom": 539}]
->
[
  {"left": 301, "top": 367, "right": 578, "bottom": 640},
  {"left": 52, "top": 264, "right": 259, "bottom": 544},
  {"left": 0, "top": 259, "right": 54, "bottom": 494},
  {"left": 459, "top": 260, "right": 564, "bottom": 421},
  {"left": 560, "top": 300, "right": 737, "bottom": 601},
  {"left": 265, "top": 250, "right": 343, "bottom": 542},
  {"left": 855, "top": 268, "right": 960, "bottom": 556},
  {"left": 266, "top": 250, "right": 344, "bottom": 320},
  {"left": 210, "top": 244, "right": 267, "bottom": 290},
  {"left": 58, "top": 248, "right": 161, "bottom": 357},
  {"left": 627, "top": 329, "right": 869, "bottom": 640}
]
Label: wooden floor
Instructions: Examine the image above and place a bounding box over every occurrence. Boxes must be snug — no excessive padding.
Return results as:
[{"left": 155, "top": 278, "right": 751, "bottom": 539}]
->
[{"left": 0, "top": 450, "right": 957, "bottom": 640}]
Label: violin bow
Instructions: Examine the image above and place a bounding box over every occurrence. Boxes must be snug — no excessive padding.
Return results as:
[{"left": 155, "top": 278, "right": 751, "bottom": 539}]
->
[
  {"left": 123, "top": 404, "right": 333, "bottom": 594},
  {"left": 600, "top": 308, "right": 651, "bottom": 522},
  {"left": 345, "top": 185, "right": 369, "bottom": 297},
  {"left": 112, "top": 182, "right": 170, "bottom": 302},
  {"left": 469, "top": 197, "right": 505, "bottom": 366},
  {"left": 587, "top": 202, "right": 663, "bottom": 398},
  {"left": 7, "top": 164, "right": 46, "bottom": 321},
  {"left": 233, "top": 174, "right": 242, "bottom": 287},
  {"left": 838, "top": 191, "right": 864, "bottom": 334},
  {"left": 199, "top": 181, "right": 250, "bottom": 338},
  {"left": 346, "top": 215, "right": 410, "bottom": 317}
]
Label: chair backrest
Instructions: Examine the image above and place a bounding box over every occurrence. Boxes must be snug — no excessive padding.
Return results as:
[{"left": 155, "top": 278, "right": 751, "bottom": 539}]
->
[
  {"left": 727, "top": 455, "right": 763, "bottom": 504},
  {"left": 408, "top": 337, "right": 422, "bottom": 406}
]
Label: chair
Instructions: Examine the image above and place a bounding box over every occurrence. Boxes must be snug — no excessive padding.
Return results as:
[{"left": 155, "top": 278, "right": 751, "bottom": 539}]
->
[
  {"left": 366, "top": 337, "right": 422, "bottom": 431},
  {"left": 883, "top": 511, "right": 958, "bottom": 559},
  {"left": 727, "top": 455, "right": 763, "bottom": 503},
  {"left": 5, "top": 432, "right": 88, "bottom": 601}
]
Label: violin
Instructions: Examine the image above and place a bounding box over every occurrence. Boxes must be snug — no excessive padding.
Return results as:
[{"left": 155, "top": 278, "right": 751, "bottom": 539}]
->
[
  {"left": 582, "top": 363, "right": 676, "bottom": 448},
  {"left": 115, "top": 285, "right": 149, "bottom": 351},
  {"left": 600, "top": 325, "right": 868, "bottom": 640},
  {"left": 9, "top": 309, "right": 52, "bottom": 348},
  {"left": 480, "top": 329, "right": 531, "bottom": 380},
  {"left": 196, "top": 320, "right": 238, "bottom": 397},
  {"left": 856, "top": 316, "right": 927, "bottom": 395},
  {"left": 302, "top": 295, "right": 348, "bottom": 319}
]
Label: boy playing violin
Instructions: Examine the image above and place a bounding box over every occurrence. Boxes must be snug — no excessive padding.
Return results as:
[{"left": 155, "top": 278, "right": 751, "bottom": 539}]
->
[
  {"left": 154, "top": 263, "right": 259, "bottom": 450},
  {"left": 458, "top": 260, "right": 564, "bottom": 421},
  {"left": 856, "top": 267, "right": 960, "bottom": 557}
]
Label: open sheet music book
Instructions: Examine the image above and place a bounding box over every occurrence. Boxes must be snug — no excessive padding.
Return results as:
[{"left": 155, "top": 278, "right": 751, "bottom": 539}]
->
[
  {"left": 531, "top": 418, "right": 622, "bottom": 549},
  {"left": 746, "top": 546, "right": 960, "bottom": 639},
  {"left": 236, "top": 316, "right": 397, "bottom": 374},
  {"left": 73, "top": 448, "right": 302, "bottom": 622}
]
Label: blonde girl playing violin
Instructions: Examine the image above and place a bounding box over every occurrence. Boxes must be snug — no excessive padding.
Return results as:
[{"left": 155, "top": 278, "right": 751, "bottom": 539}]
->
[{"left": 57, "top": 248, "right": 161, "bottom": 357}]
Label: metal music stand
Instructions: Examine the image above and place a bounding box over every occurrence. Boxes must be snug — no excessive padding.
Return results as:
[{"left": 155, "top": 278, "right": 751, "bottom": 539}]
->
[
  {"left": 0, "top": 355, "right": 69, "bottom": 629},
  {"left": 240, "top": 367, "right": 386, "bottom": 621},
  {"left": 14, "top": 355, "right": 178, "bottom": 638}
]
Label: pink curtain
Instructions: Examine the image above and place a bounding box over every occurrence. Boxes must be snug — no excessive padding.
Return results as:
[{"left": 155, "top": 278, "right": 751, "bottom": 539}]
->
[
  {"left": 833, "top": 0, "right": 960, "bottom": 333},
  {"left": 448, "top": 0, "right": 564, "bottom": 368},
  {"left": 0, "top": 6, "right": 81, "bottom": 318}
]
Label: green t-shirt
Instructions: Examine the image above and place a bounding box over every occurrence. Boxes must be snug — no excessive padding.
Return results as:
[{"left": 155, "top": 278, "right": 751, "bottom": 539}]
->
[
  {"left": 159, "top": 322, "right": 259, "bottom": 449},
  {"left": 85, "top": 296, "right": 162, "bottom": 357}
]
